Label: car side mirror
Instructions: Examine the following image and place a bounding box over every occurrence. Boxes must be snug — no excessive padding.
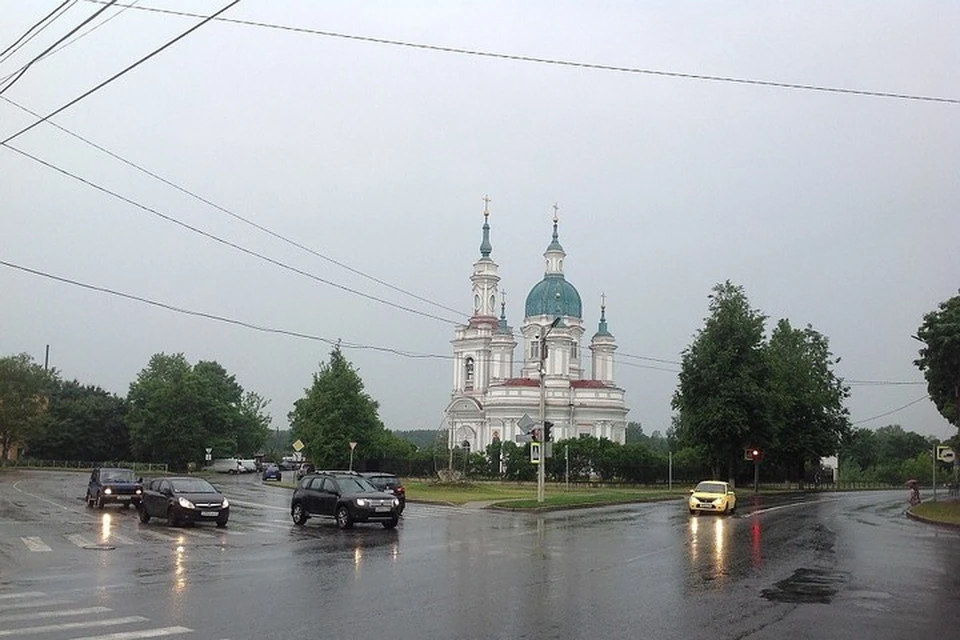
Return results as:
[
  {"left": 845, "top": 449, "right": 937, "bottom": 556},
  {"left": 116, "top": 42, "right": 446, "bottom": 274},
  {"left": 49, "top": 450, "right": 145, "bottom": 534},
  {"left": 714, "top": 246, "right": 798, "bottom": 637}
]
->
[
  {"left": 137, "top": 477, "right": 143, "bottom": 484},
  {"left": 689, "top": 489, "right": 694, "bottom": 494}
]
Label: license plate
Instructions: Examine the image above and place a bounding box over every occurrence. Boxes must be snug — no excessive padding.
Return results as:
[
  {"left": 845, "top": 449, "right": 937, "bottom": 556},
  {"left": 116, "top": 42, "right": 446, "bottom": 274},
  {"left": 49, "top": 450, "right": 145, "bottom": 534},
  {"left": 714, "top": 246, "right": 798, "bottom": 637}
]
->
[
  {"left": 375, "top": 507, "right": 391, "bottom": 513},
  {"left": 200, "top": 511, "right": 219, "bottom": 517}
]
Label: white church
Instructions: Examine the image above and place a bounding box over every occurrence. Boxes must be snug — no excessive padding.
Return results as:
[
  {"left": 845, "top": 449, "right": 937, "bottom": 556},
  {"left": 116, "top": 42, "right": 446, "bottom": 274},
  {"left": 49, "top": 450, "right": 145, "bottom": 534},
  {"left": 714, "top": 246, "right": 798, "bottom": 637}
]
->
[{"left": 444, "top": 206, "right": 629, "bottom": 453}]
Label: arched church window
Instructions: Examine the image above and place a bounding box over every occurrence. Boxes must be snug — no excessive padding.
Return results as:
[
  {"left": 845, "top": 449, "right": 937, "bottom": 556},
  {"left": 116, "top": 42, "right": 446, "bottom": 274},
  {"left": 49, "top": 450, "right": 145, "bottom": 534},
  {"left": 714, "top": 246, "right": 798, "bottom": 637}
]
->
[
  {"left": 489, "top": 295, "right": 495, "bottom": 312},
  {"left": 474, "top": 294, "right": 480, "bottom": 311},
  {"left": 571, "top": 343, "right": 578, "bottom": 360},
  {"left": 464, "top": 357, "right": 474, "bottom": 390},
  {"left": 530, "top": 341, "right": 540, "bottom": 360},
  {"left": 462, "top": 440, "right": 471, "bottom": 454}
]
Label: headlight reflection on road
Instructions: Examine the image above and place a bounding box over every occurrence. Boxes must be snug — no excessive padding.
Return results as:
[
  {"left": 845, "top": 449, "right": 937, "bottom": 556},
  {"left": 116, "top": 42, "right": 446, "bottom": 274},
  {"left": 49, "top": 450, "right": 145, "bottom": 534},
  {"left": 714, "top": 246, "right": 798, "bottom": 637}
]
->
[
  {"left": 354, "top": 545, "right": 364, "bottom": 575},
  {"left": 173, "top": 544, "right": 187, "bottom": 597},
  {"left": 689, "top": 516, "right": 699, "bottom": 562},
  {"left": 100, "top": 513, "right": 112, "bottom": 543},
  {"left": 751, "top": 518, "right": 763, "bottom": 568}
]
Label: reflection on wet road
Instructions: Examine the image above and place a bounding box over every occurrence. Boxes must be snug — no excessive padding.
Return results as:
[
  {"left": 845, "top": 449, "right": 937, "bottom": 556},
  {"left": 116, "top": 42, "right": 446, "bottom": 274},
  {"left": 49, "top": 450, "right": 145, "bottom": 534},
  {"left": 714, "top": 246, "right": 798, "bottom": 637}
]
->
[{"left": 1, "top": 471, "right": 959, "bottom": 640}]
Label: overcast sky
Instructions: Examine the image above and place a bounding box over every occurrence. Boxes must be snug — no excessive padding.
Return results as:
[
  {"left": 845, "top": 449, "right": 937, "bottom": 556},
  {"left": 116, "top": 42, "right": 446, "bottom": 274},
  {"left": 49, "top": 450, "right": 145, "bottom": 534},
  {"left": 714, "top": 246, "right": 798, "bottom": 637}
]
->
[{"left": 2, "top": 1, "right": 957, "bottom": 443}]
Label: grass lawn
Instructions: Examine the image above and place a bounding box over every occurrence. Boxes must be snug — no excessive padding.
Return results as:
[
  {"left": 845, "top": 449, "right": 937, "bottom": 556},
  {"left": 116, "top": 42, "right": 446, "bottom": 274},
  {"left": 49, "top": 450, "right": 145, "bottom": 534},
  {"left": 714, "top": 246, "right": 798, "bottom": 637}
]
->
[
  {"left": 407, "top": 480, "right": 685, "bottom": 509},
  {"left": 912, "top": 500, "right": 960, "bottom": 525}
]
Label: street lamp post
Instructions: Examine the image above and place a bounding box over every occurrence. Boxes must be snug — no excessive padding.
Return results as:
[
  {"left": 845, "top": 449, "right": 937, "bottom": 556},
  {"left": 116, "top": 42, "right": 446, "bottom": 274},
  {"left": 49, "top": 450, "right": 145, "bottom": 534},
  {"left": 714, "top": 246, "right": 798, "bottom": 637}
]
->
[{"left": 538, "top": 316, "right": 562, "bottom": 503}]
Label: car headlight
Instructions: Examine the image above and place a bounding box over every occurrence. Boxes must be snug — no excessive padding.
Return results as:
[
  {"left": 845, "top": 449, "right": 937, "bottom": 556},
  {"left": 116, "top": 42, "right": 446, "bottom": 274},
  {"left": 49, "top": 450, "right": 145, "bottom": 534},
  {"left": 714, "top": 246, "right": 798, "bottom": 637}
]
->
[
  {"left": 135, "top": 489, "right": 142, "bottom": 495},
  {"left": 355, "top": 498, "right": 369, "bottom": 507},
  {"left": 392, "top": 498, "right": 399, "bottom": 507},
  {"left": 104, "top": 488, "right": 112, "bottom": 495},
  {"left": 178, "top": 497, "right": 196, "bottom": 509},
  {"left": 221, "top": 498, "right": 229, "bottom": 508}
]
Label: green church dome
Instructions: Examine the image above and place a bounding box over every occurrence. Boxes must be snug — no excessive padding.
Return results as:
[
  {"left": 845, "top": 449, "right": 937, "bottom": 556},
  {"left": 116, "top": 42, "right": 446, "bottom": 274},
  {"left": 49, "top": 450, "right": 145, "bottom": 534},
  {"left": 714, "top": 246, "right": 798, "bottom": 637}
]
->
[{"left": 525, "top": 274, "right": 582, "bottom": 319}]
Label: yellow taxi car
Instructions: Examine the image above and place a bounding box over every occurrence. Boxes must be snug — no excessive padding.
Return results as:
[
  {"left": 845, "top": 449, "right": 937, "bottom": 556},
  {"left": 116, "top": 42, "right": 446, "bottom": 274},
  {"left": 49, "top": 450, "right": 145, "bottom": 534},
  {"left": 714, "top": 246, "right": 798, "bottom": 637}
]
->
[{"left": 688, "top": 480, "right": 737, "bottom": 515}]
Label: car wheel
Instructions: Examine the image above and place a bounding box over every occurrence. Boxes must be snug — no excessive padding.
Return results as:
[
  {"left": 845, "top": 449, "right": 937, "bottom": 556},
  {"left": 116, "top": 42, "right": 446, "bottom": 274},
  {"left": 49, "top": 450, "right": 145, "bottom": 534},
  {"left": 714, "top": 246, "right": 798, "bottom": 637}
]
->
[
  {"left": 216, "top": 515, "right": 228, "bottom": 528},
  {"left": 291, "top": 502, "right": 308, "bottom": 526},
  {"left": 139, "top": 505, "right": 151, "bottom": 524},
  {"left": 96, "top": 493, "right": 105, "bottom": 509},
  {"left": 335, "top": 505, "right": 353, "bottom": 530},
  {"left": 396, "top": 502, "right": 405, "bottom": 515},
  {"left": 85, "top": 492, "right": 94, "bottom": 508},
  {"left": 277, "top": 474, "right": 282, "bottom": 482},
  {"left": 167, "top": 507, "right": 181, "bottom": 527},
  {"left": 383, "top": 515, "right": 399, "bottom": 529}
]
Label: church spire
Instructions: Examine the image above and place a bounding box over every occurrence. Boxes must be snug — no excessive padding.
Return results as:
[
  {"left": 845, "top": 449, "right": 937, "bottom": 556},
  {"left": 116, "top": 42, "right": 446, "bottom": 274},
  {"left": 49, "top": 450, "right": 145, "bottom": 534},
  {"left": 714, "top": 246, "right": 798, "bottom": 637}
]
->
[
  {"left": 480, "top": 195, "right": 493, "bottom": 258},
  {"left": 595, "top": 293, "right": 611, "bottom": 336},
  {"left": 546, "top": 203, "right": 563, "bottom": 253}
]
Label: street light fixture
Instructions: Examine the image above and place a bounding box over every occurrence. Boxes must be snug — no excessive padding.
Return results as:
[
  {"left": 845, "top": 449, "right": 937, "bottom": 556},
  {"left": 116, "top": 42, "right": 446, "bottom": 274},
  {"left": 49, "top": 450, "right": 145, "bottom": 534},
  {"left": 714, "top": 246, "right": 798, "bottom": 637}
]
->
[{"left": 538, "top": 316, "right": 562, "bottom": 503}]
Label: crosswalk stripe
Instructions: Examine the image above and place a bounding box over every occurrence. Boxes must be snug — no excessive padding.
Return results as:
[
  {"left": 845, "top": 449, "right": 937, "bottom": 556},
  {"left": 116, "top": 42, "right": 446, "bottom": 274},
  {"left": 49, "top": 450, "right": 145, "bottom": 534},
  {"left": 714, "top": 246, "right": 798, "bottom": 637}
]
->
[
  {"left": 0, "top": 592, "right": 46, "bottom": 600},
  {"left": 0, "top": 606, "right": 111, "bottom": 624},
  {"left": 0, "top": 615, "right": 148, "bottom": 637},
  {"left": 20, "top": 537, "right": 51, "bottom": 552},
  {"left": 0, "top": 599, "right": 71, "bottom": 613},
  {"left": 108, "top": 533, "right": 137, "bottom": 545},
  {"left": 66, "top": 534, "right": 96, "bottom": 548},
  {"left": 69, "top": 625, "right": 192, "bottom": 639},
  {"left": 136, "top": 529, "right": 180, "bottom": 542}
]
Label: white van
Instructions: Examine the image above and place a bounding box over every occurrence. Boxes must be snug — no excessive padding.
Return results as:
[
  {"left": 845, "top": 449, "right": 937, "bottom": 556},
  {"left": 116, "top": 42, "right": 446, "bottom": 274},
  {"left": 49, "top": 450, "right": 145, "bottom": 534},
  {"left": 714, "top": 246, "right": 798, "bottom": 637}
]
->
[
  {"left": 237, "top": 459, "right": 257, "bottom": 473},
  {"left": 210, "top": 458, "right": 243, "bottom": 474}
]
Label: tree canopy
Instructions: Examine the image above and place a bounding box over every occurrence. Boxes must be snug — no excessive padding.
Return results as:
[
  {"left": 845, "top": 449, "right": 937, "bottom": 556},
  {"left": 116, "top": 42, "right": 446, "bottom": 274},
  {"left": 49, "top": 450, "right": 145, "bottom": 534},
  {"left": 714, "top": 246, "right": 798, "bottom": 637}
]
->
[
  {"left": 0, "top": 353, "right": 56, "bottom": 464},
  {"left": 914, "top": 292, "right": 960, "bottom": 429},
  {"left": 672, "top": 281, "right": 771, "bottom": 480},
  {"left": 288, "top": 347, "right": 392, "bottom": 469},
  {"left": 673, "top": 282, "right": 850, "bottom": 483},
  {"left": 26, "top": 379, "right": 130, "bottom": 462},
  {"left": 127, "top": 353, "right": 271, "bottom": 470}
]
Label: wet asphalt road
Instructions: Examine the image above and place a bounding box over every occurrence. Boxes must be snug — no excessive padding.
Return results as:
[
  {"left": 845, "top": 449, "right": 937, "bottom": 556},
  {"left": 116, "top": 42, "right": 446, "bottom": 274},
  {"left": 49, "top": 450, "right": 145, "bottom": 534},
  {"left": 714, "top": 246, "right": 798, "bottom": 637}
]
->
[{"left": 1, "top": 470, "right": 958, "bottom": 640}]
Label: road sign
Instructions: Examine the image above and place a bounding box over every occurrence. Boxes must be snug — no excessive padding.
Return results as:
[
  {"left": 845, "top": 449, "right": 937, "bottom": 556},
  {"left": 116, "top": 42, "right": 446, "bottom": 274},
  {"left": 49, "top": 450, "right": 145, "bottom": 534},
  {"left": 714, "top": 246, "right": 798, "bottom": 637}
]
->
[
  {"left": 937, "top": 446, "right": 955, "bottom": 463},
  {"left": 518, "top": 414, "right": 536, "bottom": 431},
  {"left": 349, "top": 441, "right": 358, "bottom": 450},
  {"left": 530, "top": 442, "right": 541, "bottom": 464},
  {"left": 205, "top": 453, "right": 212, "bottom": 462},
  {"left": 515, "top": 433, "right": 533, "bottom": 443},
  {"left": 205, "top": 448, "right": 212, "bottom": 454},
  {"left": 292, "top": 439, "right": 305, "bottom": 452}
]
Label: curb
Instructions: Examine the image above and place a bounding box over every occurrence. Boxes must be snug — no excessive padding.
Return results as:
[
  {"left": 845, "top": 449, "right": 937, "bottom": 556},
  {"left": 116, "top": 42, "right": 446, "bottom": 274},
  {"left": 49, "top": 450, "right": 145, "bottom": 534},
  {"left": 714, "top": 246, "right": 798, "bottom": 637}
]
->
[{"left": 905, "top": 505, "right": 960, "bottom": 530}]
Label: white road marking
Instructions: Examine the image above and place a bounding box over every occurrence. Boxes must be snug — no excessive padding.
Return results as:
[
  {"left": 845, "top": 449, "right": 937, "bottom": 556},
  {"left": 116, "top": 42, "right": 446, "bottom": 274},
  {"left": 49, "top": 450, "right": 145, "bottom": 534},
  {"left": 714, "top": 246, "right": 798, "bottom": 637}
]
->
[
  {"left": 135, "top": 529, "right": 180, "bottom": 542},
  {"left": 70, "top": 626, "right": 193, "bottom": 639},
  {"left": 0, "top": 606, "right": 111, "bottom": 624},
  {"left": 0, "top": 598, "right": 71, "bottom": 612},
  {"left": 0, "top": 592, "right": 46, "bottom": 600},
  {"left": 20, "top": 537, "right": 51, "bottom": 552},
  {"left": 0, "top": 615, "right": 148, "bottom": 637},
  {"left": 67, "top": 534, "right": 96, "bottom": 548},
  {"left": 108, "top": 533, "right": 137, "bottom": 545}
]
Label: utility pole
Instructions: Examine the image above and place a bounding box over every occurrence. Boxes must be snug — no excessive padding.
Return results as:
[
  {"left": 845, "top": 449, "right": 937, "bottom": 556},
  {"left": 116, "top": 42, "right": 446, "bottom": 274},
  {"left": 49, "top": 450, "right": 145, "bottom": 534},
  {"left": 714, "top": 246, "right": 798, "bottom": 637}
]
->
[{"left": 538, "top": 317, "right": 561, "bottom": 503}]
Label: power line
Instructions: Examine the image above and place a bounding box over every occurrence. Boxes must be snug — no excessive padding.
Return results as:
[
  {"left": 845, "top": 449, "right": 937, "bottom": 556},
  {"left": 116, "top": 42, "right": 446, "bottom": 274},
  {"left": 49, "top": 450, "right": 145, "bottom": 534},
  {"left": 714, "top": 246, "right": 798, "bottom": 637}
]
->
[
  {"left": 3, "top": 143, "right": 465, "bottom": 327},
  {"left": 0, "top": 0, "right": 142, "bottom": 87},
  {"left": 0, "top": 0, "right": 241, "bottom": 146},
  {"left": 0, "top": 95, "right": 468, "bottom": 319},
  {"left": 0, "top": 0, "right": 118, "bottom": 96},
  {"left": 0, "top": 259, "right": 454, "bottom": 361},
  {"left": 0, "top": 0, "right": 77, "bottom": 64},
  {"left": 852, "top": 395, "right": 931, "bottom": 425},
  {"left": 847, "top": 380, "right": 926, "bottom": 386},
  {"left": 85, "top": 0, "right": 959, "bottom": 105}
]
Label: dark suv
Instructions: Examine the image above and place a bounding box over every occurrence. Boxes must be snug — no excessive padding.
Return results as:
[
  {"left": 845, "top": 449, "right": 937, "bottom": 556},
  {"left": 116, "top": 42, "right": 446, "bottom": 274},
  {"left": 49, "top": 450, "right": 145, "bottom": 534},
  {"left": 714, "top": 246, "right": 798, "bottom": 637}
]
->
[
  {"left": 291, "top": 471, "right": 400, "bottom": 529},
  {"left": 360, "top": 472, "right": 406, "bottom": 514},
  {"left": 86, "top": 467, "right": 143, "bottom": 509}
]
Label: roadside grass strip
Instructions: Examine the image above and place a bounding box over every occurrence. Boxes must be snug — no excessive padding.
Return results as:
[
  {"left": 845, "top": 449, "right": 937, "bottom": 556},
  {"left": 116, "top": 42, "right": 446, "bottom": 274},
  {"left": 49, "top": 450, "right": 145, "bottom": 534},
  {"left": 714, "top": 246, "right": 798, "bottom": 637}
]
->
[{"left": 911, "top": 500, "right": 960, "bottom": 525}]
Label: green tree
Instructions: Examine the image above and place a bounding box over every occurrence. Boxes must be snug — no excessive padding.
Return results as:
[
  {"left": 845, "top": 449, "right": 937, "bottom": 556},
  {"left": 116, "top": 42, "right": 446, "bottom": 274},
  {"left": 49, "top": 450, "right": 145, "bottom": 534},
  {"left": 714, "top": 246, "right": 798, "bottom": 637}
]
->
[
  {"left": 673, "top": 282, "right": 771, "bottom": 481},
  {"left": 288, "top": 347, "right": 388, "bottom": 469},
  {"left": 914, "top": 293, "right": 960, "bottom": 429},
  {"left": 127, "top": 353, "right": 270, "bottom": 470},
  {"left": 0, "top": 353, "right": 56, "bottom": 464},
  {"left": 625, "top": 421, "right": 644, "bottom": 444},
  {"left": 767, "top": 319, "right": 850, "bottom": 481},
  {"left": 873, "top": 424, "right": 930, "bottom": 464},
  {"left": 27, "top": 380, "right": 130, "bottom": 462},
  {"left": 839, "top": 427, "right": 879, "bottom": 471}
]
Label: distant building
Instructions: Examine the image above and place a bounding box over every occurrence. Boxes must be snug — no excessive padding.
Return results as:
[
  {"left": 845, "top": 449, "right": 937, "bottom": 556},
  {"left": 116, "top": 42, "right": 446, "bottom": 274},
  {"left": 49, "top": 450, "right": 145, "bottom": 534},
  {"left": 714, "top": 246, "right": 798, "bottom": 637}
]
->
[{"left": 444, "top": 206, "right": 629, "bottom": 454}]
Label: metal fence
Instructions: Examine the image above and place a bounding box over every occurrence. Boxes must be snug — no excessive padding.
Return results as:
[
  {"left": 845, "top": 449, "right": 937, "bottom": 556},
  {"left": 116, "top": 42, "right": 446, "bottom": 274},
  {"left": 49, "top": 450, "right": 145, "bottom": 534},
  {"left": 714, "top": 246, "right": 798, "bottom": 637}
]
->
[{"left": 3, "top": 459, "right": 168, "bottom": 473}]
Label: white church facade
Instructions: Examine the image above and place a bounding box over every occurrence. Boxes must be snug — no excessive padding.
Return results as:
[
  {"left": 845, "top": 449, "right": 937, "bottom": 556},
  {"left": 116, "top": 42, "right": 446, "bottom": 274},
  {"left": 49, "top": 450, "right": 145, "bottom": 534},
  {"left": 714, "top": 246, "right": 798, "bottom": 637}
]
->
[{"left": 444, "top": 206, "right": 629, "bottom": 453}]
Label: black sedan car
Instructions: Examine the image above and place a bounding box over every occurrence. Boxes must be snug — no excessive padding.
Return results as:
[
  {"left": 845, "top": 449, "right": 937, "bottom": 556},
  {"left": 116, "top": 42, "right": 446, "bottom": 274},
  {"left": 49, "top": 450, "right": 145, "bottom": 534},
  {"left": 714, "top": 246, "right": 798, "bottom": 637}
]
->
[
  {"left": 86, "top": 467, "right": 143, "bottom": 509},
  {"left": 139, "top": 476, "right": 229, "bottom": 527}
]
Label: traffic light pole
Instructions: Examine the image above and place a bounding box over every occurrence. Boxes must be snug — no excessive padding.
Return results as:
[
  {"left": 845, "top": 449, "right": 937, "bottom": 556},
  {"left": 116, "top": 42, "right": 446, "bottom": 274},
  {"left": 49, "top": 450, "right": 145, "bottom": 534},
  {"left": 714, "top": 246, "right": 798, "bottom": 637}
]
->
[{"left": 537, "top": 317, "right": 561, "bottom": 504}]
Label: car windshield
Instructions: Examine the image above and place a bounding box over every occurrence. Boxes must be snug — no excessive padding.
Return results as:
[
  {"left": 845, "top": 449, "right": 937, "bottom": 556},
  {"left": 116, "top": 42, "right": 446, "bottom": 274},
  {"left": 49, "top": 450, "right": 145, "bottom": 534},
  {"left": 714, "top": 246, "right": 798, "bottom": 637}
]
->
[
  {"left": 338, "top": 477, "right": 376, "bottom": 493},
  {"left": 170, "top": 478, "right": 218, "bottom": 493},
  {"left": 101, "top": 469, "right": 134, "bottom": 482},
  {"left": 367, "top": 476, "right": 399, "bottom": 489},
  {"left": 695, "top": 482, "right": 727, "bottom": 494}
]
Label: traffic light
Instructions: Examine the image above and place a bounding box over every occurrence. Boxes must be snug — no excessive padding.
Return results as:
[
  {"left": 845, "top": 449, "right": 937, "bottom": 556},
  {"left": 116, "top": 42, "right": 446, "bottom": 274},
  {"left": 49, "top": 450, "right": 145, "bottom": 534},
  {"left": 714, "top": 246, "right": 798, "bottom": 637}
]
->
[
  {"left": 744, "top": 447, "right": 762, "bottom": 461},
  {"left": 543, "top": 421, "right": 554, "bottom": 442},
  {"left": 531, "top": 428, "right": 541, "bottom": 442}
]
